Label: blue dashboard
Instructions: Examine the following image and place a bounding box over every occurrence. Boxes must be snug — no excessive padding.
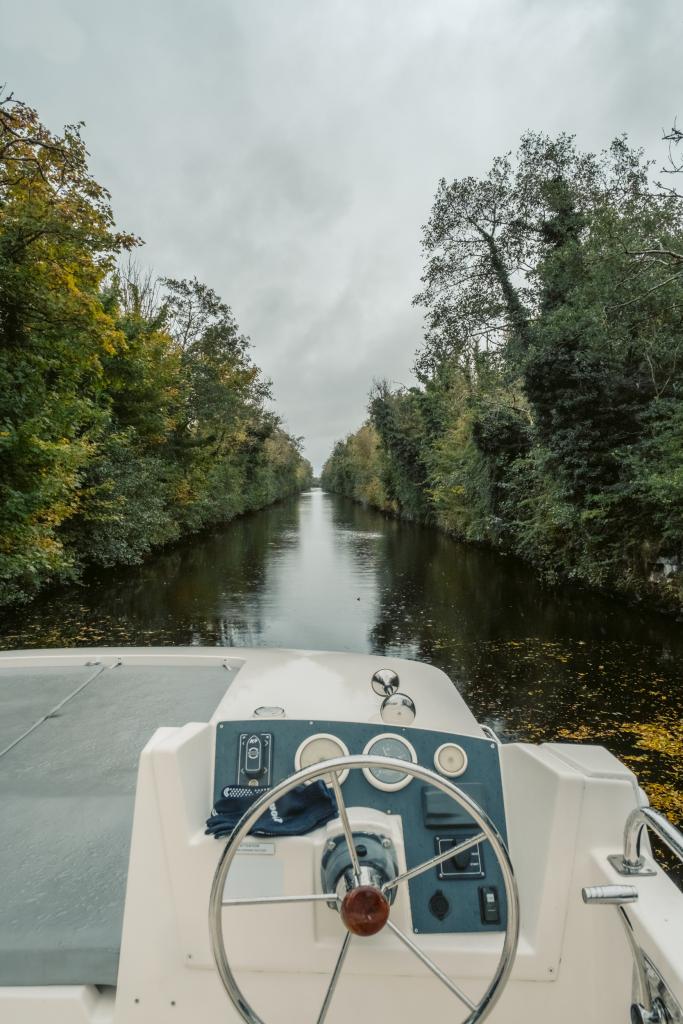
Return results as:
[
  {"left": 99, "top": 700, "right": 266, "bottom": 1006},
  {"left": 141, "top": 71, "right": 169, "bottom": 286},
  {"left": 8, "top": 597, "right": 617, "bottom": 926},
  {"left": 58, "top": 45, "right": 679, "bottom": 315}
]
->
[{"left": 213, "top": 719, "right": 508, "bottom": 935}]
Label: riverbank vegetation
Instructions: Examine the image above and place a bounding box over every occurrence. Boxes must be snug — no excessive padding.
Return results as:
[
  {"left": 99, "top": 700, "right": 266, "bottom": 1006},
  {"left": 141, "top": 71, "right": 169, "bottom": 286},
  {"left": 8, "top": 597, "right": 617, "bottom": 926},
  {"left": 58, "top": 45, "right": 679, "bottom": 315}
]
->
[
  {"left": 0, "top": 92, "right": 312, "bottom": 607},
  {"left": 322, "top": 130, "right": 683, "bottom": 612}
]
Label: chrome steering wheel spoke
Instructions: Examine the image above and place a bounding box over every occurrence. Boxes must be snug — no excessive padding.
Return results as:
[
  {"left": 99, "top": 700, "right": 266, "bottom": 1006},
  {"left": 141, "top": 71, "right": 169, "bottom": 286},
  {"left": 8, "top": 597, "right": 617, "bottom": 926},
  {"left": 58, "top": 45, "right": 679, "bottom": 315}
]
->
[
  {"left": 386, "top": 919, "right": 476, "bottom": 1010},
  {"left": 383, "top": 831, "right": 487, "bottom": 894},
  {"left": 329, "top": 769, "right": 362, "bottom": 882},
  {"left": 222, "top": 893, "right": 338, "bottom": 908},
  {"left": 316, "top": 931, "right": 352, "bottom": 1024}
]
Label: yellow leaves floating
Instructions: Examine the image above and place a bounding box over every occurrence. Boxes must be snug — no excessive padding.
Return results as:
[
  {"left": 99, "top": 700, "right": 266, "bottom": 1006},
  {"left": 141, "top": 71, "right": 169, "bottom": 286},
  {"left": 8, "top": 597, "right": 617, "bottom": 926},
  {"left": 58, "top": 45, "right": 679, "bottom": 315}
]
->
[
  {"left": 643, "top": 784, "right": 683, "bottom": 823},
  {"left": 620, "top": 720, "right": 683, "bottom": 764},
  {"left": 556, "top": 724, "right": 597, "bottom": 742}
]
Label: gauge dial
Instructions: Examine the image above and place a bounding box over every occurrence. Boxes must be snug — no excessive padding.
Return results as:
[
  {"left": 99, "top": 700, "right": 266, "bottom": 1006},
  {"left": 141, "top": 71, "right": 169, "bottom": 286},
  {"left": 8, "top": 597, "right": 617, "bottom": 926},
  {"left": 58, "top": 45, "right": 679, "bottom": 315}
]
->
[
  {"left": 434, "top": 742, "right": 468, "bottom": 778},
  {"left": 362, "top": 733, "right": 417, "bottom": 792},
  {"left": 294, "top": 733, "right": 350, "bottom": 785}
]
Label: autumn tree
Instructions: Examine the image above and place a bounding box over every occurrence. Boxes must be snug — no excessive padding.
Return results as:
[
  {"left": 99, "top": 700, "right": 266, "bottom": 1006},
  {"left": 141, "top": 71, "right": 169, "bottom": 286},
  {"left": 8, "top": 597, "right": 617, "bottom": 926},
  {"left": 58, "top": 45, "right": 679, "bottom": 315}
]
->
[
  {"left": 0, "top": 93, "right": 312, "bottom": 603},
  {"left": 0, "top": 90, "right": 137, "bottom": 600}
]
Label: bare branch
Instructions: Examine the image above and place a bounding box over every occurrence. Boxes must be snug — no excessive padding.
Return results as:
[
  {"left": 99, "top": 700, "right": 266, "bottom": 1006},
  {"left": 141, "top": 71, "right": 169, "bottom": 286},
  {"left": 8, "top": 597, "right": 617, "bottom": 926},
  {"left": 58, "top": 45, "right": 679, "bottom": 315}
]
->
[
  {"left": 605, "top": 270, "right": 683, "bottom": 311},
  {"left": 625, "top": 246, "right": 683, "bottom": 264}
]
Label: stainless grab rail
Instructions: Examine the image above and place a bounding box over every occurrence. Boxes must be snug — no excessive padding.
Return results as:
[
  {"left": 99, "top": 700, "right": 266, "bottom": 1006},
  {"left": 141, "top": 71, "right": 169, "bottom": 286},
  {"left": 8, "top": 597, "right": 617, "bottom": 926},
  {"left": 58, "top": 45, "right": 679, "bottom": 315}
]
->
[
  {"left": 625, "top": 807, "right": 683, "bottom": 869},
  {"left": 609, "top": 806, "right": 683, "bottom": 876},
  {"left": 587, "top": 806, "right": 683, "bottom": 1022}
]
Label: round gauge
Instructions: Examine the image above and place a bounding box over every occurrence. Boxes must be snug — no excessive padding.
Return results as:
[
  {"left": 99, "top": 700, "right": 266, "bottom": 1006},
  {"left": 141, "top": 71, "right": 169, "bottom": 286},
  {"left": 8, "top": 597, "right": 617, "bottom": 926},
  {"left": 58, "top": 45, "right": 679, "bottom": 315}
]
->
[
  {"left": 362, "top": 733, "right": 418, "bottom": 792},
  {"left": 434, "top": 742, "right": 468, "bottom": 778},
  {"left": 294, "top": 733, "right": 350, "bottom": 785}
]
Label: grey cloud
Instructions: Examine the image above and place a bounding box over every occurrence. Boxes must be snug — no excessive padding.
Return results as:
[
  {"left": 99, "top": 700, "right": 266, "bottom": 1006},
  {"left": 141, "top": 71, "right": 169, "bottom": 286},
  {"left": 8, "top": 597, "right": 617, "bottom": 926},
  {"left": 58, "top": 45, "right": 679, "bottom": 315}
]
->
[{"left": 0, "top": 0, "right": 680, "bottom": 469}]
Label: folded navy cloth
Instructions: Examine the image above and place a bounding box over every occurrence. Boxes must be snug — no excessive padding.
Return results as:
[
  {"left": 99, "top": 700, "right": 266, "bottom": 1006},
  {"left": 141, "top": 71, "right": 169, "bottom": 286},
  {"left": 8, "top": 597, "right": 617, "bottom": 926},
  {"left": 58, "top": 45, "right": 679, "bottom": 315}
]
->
[{"left": 206, "top": 780, "right": 337, "bottom": 839}]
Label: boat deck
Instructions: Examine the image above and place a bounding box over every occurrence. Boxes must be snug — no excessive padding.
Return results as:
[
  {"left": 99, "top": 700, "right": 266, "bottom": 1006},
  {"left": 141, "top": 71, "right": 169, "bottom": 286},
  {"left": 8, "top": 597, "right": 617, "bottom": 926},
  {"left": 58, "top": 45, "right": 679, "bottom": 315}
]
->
[{"left": 0, "top": 656, "right": 236, "bottom": 987}]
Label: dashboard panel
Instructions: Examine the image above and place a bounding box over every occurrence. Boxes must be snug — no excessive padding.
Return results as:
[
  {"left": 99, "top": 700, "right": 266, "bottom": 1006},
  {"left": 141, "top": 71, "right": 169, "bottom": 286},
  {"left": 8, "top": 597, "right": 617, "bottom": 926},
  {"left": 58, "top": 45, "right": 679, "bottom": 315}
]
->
[{"left": 213, "top": 719, "right": 508, "bottom": 935}]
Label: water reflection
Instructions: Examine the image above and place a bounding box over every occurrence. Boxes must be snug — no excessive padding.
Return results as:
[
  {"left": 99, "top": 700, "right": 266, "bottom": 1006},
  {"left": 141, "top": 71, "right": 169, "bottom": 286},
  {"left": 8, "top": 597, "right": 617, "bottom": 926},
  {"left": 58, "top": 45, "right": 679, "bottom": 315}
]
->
[{"left": 1, "top": 488, "right": 681, "bottom": 878}]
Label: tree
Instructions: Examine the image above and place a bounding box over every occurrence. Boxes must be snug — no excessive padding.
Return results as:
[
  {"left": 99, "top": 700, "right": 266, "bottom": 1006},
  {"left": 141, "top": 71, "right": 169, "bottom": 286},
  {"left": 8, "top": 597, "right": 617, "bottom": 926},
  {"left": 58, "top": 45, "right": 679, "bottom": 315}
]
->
[
  {"left": 414, "top": 132, "right": 657, "bottom": 380},
  {"left": 0, "top": 90, "right": 137, "bottom": 601}
]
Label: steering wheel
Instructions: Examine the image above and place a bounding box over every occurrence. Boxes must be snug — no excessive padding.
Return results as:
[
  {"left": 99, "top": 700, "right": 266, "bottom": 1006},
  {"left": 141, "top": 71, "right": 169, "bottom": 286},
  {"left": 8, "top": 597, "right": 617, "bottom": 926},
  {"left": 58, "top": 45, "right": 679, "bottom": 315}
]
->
[{"left": 209, "top": 754, "right": 519, "bottom": 1024}]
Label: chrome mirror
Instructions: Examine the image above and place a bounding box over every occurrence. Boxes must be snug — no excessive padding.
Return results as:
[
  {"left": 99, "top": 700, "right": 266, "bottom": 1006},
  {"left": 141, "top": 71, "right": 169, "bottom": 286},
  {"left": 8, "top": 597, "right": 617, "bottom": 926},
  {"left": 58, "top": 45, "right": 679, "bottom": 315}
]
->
[
  {"left": 371, "top": 668, "right": 399, "bottom": 698},
  {"left": 380, "top": 692, "right": 416, "bottom": 725}
]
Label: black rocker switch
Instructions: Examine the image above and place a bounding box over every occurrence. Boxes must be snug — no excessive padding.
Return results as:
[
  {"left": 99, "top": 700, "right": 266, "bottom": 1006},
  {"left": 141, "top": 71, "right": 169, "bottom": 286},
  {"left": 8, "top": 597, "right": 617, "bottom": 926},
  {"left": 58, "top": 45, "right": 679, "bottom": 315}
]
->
[
  {"left": 245, "top": 734, "right": 263, "bottom": 776},
  {"left": 237, "top": 733, "right": 273, "bottom": 786},
  {"left": 479, "top": 885, "right": 501, "bottom": 925},
  {"left": 452, "top": 849, "right": 471, "bottom": 871}
]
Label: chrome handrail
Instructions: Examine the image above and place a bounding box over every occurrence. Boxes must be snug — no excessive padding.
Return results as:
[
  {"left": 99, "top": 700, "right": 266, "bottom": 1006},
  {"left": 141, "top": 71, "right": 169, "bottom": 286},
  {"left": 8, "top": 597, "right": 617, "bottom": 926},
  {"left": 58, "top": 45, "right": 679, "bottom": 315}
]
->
[
  {"left": 617, "top": 807, "right": 683, "bottom": 875},
  {"left": 588, "top": 807, "right": 683, "bottom": 1021}
]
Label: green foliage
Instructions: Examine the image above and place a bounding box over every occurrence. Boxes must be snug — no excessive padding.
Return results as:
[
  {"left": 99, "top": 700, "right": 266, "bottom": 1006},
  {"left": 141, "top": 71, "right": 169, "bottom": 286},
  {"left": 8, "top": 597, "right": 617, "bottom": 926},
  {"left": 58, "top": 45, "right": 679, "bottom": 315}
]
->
[
  {"left": 368, "top": 383, "right": 432, "bottom": 521},
  {"left": 0, "top": 92, "right": 311, "bottom": 606},
  {"left": 323, "top": 130, "right": 683, "bottom": 612},
  {"left": 321, "top": 423, "right": 390, "bottom": 511},
  {"left": 72, "top": 431, "right": 181, "bottom": 567}
]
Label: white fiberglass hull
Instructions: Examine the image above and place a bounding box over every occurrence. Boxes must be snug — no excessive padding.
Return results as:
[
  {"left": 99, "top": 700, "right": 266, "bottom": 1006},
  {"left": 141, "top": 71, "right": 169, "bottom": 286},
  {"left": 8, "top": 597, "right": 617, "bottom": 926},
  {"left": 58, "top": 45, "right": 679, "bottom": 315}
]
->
[{"left": 0, "top": 647, "right": 681, "bottom": 1024}]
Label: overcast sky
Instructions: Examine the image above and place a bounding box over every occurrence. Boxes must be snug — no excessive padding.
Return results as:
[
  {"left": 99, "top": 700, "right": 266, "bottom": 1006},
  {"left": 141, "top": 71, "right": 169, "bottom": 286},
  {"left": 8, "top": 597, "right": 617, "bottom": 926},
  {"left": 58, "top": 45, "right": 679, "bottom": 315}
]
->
[{"left": 1, "top": 0, "right": 680, "bottom": 469}]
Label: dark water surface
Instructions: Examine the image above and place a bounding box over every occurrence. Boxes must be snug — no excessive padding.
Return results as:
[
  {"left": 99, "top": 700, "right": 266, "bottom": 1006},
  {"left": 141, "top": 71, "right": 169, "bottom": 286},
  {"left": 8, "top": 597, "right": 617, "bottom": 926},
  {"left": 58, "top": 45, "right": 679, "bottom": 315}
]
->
[{"left": 2, "top": 488, "right": 682, "bottom": 876}]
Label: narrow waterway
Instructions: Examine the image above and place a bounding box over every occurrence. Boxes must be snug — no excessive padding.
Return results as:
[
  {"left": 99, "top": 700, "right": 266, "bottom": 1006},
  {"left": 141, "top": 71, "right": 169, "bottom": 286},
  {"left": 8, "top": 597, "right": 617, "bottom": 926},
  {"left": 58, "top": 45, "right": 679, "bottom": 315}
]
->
[{"left": 2, "top": 487, "right": 682, "bottom": 876}]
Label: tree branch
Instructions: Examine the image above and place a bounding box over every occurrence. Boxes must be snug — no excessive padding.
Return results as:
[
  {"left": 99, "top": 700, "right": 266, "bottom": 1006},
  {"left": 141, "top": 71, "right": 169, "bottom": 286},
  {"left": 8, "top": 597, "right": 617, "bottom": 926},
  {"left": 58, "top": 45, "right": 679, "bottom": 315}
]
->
[
  {"left": 625, "top": 246, "right": 683, "bottom": 263},
  {"left": 605, "top": 270, "right": 683, "bottom": 311}
]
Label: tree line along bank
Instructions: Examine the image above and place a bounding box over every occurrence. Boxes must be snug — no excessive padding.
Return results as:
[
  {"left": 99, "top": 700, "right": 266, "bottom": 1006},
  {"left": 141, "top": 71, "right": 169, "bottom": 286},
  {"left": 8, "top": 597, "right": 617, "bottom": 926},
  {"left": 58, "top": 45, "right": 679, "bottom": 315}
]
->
[
  {"left": 0, "top": 92, "right": 312, "bottom": 608},
  {"left": 322, "top": 130, "right": 683, "bottom": 615}
]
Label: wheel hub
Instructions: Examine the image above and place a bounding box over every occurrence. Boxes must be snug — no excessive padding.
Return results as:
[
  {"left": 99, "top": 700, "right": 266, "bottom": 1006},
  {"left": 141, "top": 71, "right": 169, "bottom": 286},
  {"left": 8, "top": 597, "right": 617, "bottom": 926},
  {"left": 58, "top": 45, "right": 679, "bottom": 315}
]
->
[{"left": 340, "top": 885, "right": 390, "bottom": 936}]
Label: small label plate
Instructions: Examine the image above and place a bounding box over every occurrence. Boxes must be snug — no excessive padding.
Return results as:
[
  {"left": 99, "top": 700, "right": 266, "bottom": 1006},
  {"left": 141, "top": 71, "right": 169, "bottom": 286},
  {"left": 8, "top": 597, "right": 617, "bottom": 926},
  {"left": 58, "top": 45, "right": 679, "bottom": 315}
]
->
[{"left": 237, "top": 840, "right": 276, "bottom": 856}]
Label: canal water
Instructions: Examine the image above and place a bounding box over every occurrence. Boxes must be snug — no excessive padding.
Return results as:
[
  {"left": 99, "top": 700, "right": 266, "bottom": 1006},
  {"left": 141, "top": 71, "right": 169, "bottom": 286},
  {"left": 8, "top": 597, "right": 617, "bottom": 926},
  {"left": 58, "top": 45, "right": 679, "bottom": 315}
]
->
[{"left": 1, "top": 487, "right": 682, "bottom": 877}]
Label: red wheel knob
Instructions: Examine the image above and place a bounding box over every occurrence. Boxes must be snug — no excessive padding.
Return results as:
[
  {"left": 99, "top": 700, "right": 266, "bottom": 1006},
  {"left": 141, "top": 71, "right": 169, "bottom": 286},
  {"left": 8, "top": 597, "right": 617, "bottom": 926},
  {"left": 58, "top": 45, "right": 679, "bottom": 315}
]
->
[{"left": 340, "top": 886, "right": 390, "bottom": 936}]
